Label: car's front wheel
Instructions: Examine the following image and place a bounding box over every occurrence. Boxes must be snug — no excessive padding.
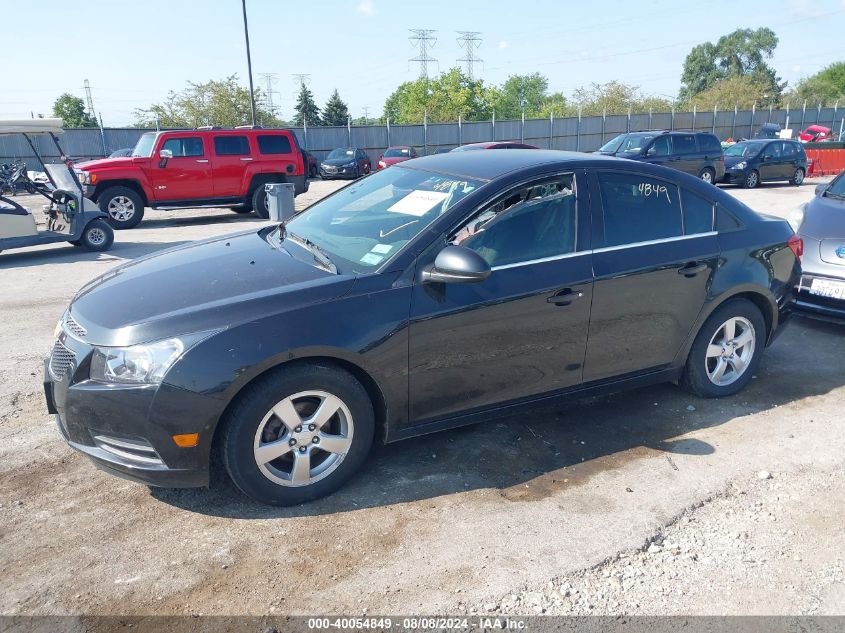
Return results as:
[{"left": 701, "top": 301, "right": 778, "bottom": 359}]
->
[
  {"left": 743, "top": 170, "right": 760, "bottom": 189},
  {"left": 790, "top": 167, "right": 805, "bottom": 186},
  {"left": 98, "top": 186, "right": 145, "bottom": 229},
  {"left": 681, "top": 298, "right": 765, "bottom": 398},
  {"left": 221, "top": 363, "right": 375, "bottom": 506},
  {"left": 78, "top": 219, "right": 114, "bottom": 252},
  {"left": 699, "top": 167, "right": 715, "bottom": 184}
]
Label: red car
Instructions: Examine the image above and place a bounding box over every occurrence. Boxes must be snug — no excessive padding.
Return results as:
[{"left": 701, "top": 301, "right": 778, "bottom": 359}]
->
[
  {"left": 451, "top": 141, "right": 539, "bottom": 151},
  {"left": 799, "top": 125, "right": 832, "bottom": 143},
  {"left": 377, "top": 146, "right": 418, "bottom": 169},
  {"left": 76, "top": 127, "right": 307, "bottom": 229}
]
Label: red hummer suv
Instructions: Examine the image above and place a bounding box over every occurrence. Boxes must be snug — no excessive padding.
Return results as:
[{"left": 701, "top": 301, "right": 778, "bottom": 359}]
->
[{"left": 76, "top": 127, "right": 308, "bottom": 229}]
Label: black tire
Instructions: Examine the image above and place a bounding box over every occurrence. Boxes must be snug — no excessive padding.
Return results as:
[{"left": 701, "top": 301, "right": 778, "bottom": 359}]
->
[
  {"left": 789, "top": 167, "right": 805, "bottom": 186},
  {"left": 252, "top": 185, "right": 269, "bottom": 219},
  {"left": 681, "top": 298, "right": 766, "bottom": 398},
  {"left": 79, "top": 219, "right": 114, "bottom": 252},
  {"left": 699, "top": 167, "right": 715, "bottom": 184},
  {"left": 742, "top": 170, "right": 760, "bottom": 189},
  {"left": 221, "top": 363, "right": 375, "bottom": 506},
  {"left": 353, "top": 166, "right": 360, "bottom": 179},
  {"left": 98, "top": 185, "right": 144, "bottom": 229},
  {"left": 309, "top": 164, "right": 317, "bottom": 178}
]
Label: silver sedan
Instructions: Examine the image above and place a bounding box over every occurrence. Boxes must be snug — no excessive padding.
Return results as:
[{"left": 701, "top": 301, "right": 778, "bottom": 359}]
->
[{"left": 792, "top": 173, "right": 845, "bottom": 320}]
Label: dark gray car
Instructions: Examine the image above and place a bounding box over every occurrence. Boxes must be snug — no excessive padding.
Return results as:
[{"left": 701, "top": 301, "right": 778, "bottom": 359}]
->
[{"left": 794, "top": 173, "right": 845, "bottom": 320}]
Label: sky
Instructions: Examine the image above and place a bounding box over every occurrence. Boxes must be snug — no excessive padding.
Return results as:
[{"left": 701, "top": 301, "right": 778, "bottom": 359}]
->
[{"left": 3, "top": 0, "right": 844, "bottom": 126}]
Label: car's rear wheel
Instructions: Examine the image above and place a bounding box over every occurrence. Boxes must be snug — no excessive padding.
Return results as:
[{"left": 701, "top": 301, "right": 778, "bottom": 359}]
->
[
  {"left": 699, "top": 167, "right": 715, "bottom": 184},
  {"left": 79, "top": 219, "right": 114, "bottom": 252},
  {"left": 790, "top": 167, "right": 805, "bottom": 186},
  {"left": 221, "top": 363, "right": 375, "bottom": 506},
  {"left": 681, "top": 298, "right": 765, "bottom": 398},
  {"left": 743, "top": 170, "right": 760, "bottom": 189},
  {"left": 98, "top": 186, "right": 144, "bottom": 229},
  {"left": 252, "top": 185, "right": 270, "bottom": 219}
]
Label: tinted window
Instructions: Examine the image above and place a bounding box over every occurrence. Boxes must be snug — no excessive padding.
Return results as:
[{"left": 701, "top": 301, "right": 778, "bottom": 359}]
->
[
  {"left": 451, "top": 175, "right": 576, "bottom": 267},
  {"left": 161, "top": 137, "right": 204, "bottom": 157},
  {"left": 681, "top": 189, "right": 714, "bottom": 234},
  {"left": 672, "top": 134, "right": 697, "bottom": 153},
  {"left": 699, "top": 134, "right": 722, "bottom": 153},
  {"left": 716, "top": 205, "right": 742, "bottom": 231},
  {"left": 783, "top": 142, "right": 800, "bottom": 157},
  {"left": 598, "top": 172, "right": 681, "bottom": 247},
  {"left": 648, "top": 135, "right": 672, "bottom": 157},
  {"left": 214, "top": 135, "right": 250, "bottom": 156},
  {"left": 257, "top": 134, "right": 292, "bottom": 154},
  {"left": 765, "top": 142, "right": 782, "bottom": 158}
]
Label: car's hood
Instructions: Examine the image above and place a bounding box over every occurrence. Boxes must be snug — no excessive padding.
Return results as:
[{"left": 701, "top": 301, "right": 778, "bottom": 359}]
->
[
  {"left": 322, "top": 157, "right": 355, "bottom": 166},
  {"left": 593, "top": 150, "right": 640, "bottom": 158},
  {"left": 381, "top": 156, "right": 410, "bottom": 164},
  {"left": 69, "top": 229, "right": 355, "bottom": 346},
  {"left": 75, "top": 156, "right": 135, "bottom": 171},
  {"left": 725, "top": 155, "right": 752, "bottom": 168},
  {"left": 800, "top": 196, "right": 845, "bottom": 241}
]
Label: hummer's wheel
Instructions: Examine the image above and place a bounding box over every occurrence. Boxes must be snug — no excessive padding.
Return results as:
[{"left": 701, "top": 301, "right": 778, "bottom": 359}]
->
[{"left": 98, "top": 186, "right": 144, "bottom": 229}]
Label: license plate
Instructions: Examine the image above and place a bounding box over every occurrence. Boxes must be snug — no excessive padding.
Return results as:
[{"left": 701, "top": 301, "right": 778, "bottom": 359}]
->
[{"left": 809, "top": 278, "right": 845, "bottom": 299}]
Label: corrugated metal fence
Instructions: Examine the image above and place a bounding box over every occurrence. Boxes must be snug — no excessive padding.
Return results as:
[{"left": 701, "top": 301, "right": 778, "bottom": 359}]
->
[{"left": 3, "top": 106, "right": 843, "bottom": 168}]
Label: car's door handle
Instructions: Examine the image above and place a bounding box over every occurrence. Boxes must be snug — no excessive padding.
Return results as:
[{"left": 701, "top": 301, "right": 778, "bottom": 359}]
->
[
  {"left": 547, "top": 289, "right": 583, "bottom": 306},
  {"left": 240, "top": 157, "right": 254, "bottom": 161},
  {"left": 678, "top": 262, "right": 709, "bottom": 277},
  {"left": 196, "top": 159, "right": 209, "bottom": 163}
]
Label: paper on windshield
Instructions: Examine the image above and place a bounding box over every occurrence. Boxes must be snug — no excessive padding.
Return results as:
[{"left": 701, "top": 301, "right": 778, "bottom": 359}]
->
[{"left": 388, "top": 190, "right": 449, "bottom": 216}]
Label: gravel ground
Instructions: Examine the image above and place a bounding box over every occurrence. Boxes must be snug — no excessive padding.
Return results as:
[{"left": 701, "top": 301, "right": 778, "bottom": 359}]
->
[{"left": 1, "top": 177, "right": 844, "bottom": 617}]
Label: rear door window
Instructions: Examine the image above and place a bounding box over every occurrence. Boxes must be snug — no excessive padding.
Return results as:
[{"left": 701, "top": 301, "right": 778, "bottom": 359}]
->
[
  {"left": 161, "top": 137, "right": 204, "bottom": 157},
  {"left": 257, "top": 134, "right": 293, "bottom": 155},
  {"left": 681, "top": 189, "right": 714, "bottom": 234},
  {"left": 597, "top": 172, "right": 682, "bottom": 247},
  {"left": 699, "top": 134, "right": 722, "bottom": 153},
  {"left": 214, "top": 135, "right": 250, "bottom": 156},
  {"left": 672, "top": 134, "right": 697, "bottom": 154}
]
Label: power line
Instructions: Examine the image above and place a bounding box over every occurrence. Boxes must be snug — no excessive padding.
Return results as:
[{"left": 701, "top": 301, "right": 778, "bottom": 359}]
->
[
  {"left": 259, "top": 72, "right": 280, "bottom": 117},
  {"left": 456, "top": 31, "right": 483, "bottom": 79},
  {"left": 409, "top": 29, "right": 437, "bottom": 79}
]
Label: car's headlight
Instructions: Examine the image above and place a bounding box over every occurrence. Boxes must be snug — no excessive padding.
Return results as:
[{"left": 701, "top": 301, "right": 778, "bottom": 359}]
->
[
  {"left": 734, "top": 161, "right": 747, "bottom": 170},
  {"left": 378, "top": 161, "right": 386, "bottom": 168},
  {"left": 90, "top": 338, "right": 184, "bottom": 384},
  {"left": 787, "top": 204, "right": 806, "bottom": 232}
]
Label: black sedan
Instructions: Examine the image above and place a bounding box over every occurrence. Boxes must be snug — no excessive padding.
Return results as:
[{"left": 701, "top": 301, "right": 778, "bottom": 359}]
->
[
  {"left": 45, "top": 151, "right": 801, "bottom": 506},
  {"left": 319, "top": 147, "right": 371, "bottom": 179}
]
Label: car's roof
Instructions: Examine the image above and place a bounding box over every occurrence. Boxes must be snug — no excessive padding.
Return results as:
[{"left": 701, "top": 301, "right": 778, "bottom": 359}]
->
[{"left": 403, "top": 149, "right": 645, "bottom": 180}]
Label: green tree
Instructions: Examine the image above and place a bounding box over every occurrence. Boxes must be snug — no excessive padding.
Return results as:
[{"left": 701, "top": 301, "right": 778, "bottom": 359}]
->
[
  {"left": 488, "top": 73, "right": 549, "bottom": 119},
  {"left": 294, "top": 83, "right": 321, "bottom": 126},
  {"left": 52, "top": 94, "right": 97, "bottom": 128},
  {"left": 572, "top": 81, "right": 672, "bottom": 115},
  {"left": 383, "top": 68, "right": 491, "bottom": 123},
  {"left": 687, "top": 75, "right": 773, "bottom": 110},
  {"left": 321, "top": 89, "right": 350, "bottom": 126},
  {"left": 537, "top": 92, "right": 575, "bottom": 118},
  {"left": 133, "top": 75, "right": 282, "bottom": 128},
  {"left": 679, "top": 28, "right": 784, "bottom": 104},
  {"left": 787, "top": 62, "right": 845, "bottom": 106}
]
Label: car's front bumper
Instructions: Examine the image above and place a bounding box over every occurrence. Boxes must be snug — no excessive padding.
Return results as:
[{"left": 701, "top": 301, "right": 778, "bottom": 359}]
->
[
  {"left": 319, "top": 166, "right": 356, "bottom": 179},
  {"left": 722, "top": 169, "right": 748, "bottom": 184},
  {"left": 795, "top": 272, "right": 845, "bottom": 321},
  {"left": 44, "top": 331, "right": 217, "bottom": 489}
]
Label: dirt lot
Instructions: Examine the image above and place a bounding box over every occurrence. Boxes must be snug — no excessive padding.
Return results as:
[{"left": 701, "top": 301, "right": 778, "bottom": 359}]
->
[{"left": 1, "top": 177, "right": 844, "bottom": 617}]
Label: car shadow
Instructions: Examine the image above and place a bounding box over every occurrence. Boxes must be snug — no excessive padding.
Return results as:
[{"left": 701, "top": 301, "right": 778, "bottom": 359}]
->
[
  {"left": 151, "top": 317, "right": 845, "bottom": 519},
  {"left": 0, "top": 239, "right": 192, "bottom": 268},
  {"left": 138, "top": 212, "right": 267, "bottom": 231}
]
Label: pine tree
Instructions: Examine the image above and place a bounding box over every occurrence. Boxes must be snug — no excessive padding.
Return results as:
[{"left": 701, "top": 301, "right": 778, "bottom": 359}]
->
[
  {"left": 294, "top": 84, "right": 321, "bottom": 126},
  {"left": 321, "top": 89, "right": 350, "bottom": 126}
]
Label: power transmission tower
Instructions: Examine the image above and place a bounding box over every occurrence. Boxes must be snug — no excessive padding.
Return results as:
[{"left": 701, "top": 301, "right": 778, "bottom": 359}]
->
[
  {"left": 409, "top": 29, "right": 437, "bottom": 79},
  {"left": 83, "top": 79, "right": 97, "bottom": 116},
  {"left": 362, "top": 107, "right": 370, "bottom": 125},
  {"left": 292, "top": 73, "right": 311, "bottom": 89},
  {"left": 259, "top": 72, "right": 280, "bottom": 117},
  {"left": 456, "top": 31, "right": 483, "bottom": 79}
]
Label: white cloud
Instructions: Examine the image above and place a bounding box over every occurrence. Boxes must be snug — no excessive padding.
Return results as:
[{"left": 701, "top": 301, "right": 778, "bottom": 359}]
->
[
  {"left": 498, "top": 40, "right": 509, "bottom": 49},
  {"left": 356, "top": 0, "right": 376, "bottom": 16},
  {"left": 793, "top": 64, "right": 802, "bottom": 72}
]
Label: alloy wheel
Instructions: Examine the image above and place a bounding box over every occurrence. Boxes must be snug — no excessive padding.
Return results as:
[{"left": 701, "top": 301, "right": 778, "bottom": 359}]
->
[
  {"left": 794, "top": 169, "right": 804, "bottom": 185},
  {"left": 253, "top": 390, "right": 354, "bottom": 487},
  {"left": 86, "top": 227, "right": 106, "bottom": 246},
  {"left": 701, "top": 170, "right": 713, "bottom": 183},
  {"left": 705, "top": 316, "right": 756, "bottom": 387},
  {"left": 745, "top": 171, "right": 758, "bottom": 188},
  {"left": 107, "top": 195, "right": 135, "bottom": 221}
]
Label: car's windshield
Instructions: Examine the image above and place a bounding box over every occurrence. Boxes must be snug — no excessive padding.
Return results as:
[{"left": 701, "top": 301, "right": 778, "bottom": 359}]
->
[
  {"left": 826, "top": 175, "right": 845, "bottom": 198},
  {"left": 725, "top": 143, "right": 761, "bottom": 158},
  {"left": 131, "top": 133, "right": 156, "bottom": 158},
  {"left": 384, "top": 148, "right": 410, "bottom": 157},
  {"left": 600, "top": 133, "right": 656, "bottom": 154},
  {"left": 280, "top": 166, "right": 484, "bottom": 274},
  {"left": 327, "top": 148, "right": 355, "bottom": 159}
]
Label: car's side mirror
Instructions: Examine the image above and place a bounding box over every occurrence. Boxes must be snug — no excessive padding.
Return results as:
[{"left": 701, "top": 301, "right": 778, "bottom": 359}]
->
[
  {"left": 762, "top": 154, "right": 772, "bottom": 161},
  {"left": 645, "top": 147, "right": 656, "bottom": 156},
  {"left": 158, "top": 148, "right": 173, "bottom": 167},
  {"left": 815, "top": 183, "right": 828, "bottom": 197},
  {"left": 421, "top": 245, "right": 491, "bottom": 284}
]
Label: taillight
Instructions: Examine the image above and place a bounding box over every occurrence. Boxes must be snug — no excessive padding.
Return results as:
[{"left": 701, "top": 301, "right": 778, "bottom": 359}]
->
[{"left": 787, "top": 234, "right": 803, "bottom": 260}]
